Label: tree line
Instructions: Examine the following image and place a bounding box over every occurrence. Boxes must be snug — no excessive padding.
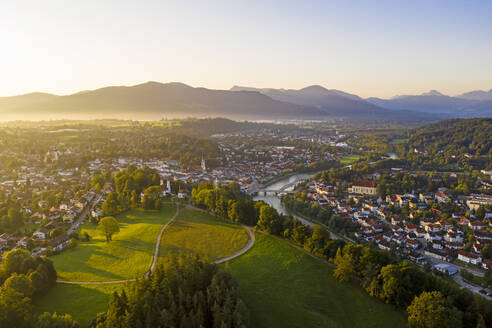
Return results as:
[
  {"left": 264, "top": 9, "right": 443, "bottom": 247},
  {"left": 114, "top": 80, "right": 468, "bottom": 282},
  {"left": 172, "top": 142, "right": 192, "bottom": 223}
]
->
[
  {"left": 0, "top": 249, "right": 79, "bottom": 327},
  {"left": 98, "top": 165, "right": 164, "bottom": 215},
  {"left": 191, "top": 182, "right": 257, "bottom": 226},
  {"left": 90, "top": 253, "right": 249, "bottom": 328},
  {"left": 332, "top": 243, "right": 492, "bottom": 328},
  {"left": 282, "top": 193, "right": 357, "bottom": 236}
]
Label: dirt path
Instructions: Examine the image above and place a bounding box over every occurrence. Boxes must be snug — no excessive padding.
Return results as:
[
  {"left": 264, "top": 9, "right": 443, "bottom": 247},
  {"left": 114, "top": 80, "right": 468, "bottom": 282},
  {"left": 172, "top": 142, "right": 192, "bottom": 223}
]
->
[
  {"left": 215, "top": 226, "right": 255, "bottom": 264},
  {"left": 57, "top": 203, "right": 255, "bottom": 285},
  {"left": 145, "top": 204, "right": 179, "bottom": 277},
  {"left": 57, "top": 203, "right": 180, "bottom": 285}
]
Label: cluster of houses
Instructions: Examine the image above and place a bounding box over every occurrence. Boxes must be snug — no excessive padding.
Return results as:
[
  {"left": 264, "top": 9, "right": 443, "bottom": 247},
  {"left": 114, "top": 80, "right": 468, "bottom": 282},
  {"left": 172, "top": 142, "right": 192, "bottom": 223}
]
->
[
  {"left": 86, "top": 134, "right": 352, "bottom": 197},
  {"left": 0, "top": 191, "right": 101, "bottom": 258},
  {"left": 305, "top": 175, "right": 492, "bottom": 271}
]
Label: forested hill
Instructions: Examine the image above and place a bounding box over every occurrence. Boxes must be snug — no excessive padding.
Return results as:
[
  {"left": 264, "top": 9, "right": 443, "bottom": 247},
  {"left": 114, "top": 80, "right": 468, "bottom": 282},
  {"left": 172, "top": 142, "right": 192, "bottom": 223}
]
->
[
  {"left": 0, "top": 82, "right": 439, "bottom": 122},
  {"left": 0, "top": 82, "right": 323, "bottom": 120},
  {"left": 407, "top": 118, "right": 492, "bottom": 156}
]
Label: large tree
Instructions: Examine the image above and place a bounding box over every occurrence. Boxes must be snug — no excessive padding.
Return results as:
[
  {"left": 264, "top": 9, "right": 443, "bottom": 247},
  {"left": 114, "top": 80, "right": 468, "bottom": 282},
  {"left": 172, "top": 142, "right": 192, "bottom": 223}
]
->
[
  {"left": 97, "top": 216, "right": 120, "bottom": 242},
  {"left": 333, "top": 248, "right": 353, "bottom": 282},
  {"left": 101, "top": 192, "right": 119, "bottom": 215},
  {"left": 142, "top": 185, "right": 162, "bottom": 210},
  {"left": 407, "top": 291, "right": 456, "bottom": 328}
]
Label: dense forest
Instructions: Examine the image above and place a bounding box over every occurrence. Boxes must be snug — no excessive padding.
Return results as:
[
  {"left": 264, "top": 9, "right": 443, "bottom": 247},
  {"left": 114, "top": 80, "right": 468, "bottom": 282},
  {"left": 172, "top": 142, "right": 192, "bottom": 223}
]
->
[
  {"left": 407, "top": 118, "right": 492, "bottom": 156},
  {"left": 348, "top": 118, "right": 492, "bottom": 171},
  {"left": 91, "top": 254, "right": 249, "bottom": 328}
]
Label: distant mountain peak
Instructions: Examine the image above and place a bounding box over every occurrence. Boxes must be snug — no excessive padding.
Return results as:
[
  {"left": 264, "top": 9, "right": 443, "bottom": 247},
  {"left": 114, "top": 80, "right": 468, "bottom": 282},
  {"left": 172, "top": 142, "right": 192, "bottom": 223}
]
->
[
  {"left": 458, "top": 89, "right": 492, "bottom": 101},
  {"left": 138, "top": 81, "right": 192, "bottom": 89},
  {"left": 421, "top": 90, "right": 444, "bottom": 96},
  {"left": 299, "top": 85, "right": 329, "bottom": 93}
]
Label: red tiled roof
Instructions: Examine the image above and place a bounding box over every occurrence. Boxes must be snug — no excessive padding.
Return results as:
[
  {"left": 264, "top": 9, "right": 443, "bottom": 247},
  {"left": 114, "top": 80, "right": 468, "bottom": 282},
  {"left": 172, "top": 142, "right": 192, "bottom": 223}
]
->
[
  {"left": 353, "top": 180, "right": 376, "bottom": 188},
  {"left": 458, "top": 250, "right": 480, "bottom": 259}
]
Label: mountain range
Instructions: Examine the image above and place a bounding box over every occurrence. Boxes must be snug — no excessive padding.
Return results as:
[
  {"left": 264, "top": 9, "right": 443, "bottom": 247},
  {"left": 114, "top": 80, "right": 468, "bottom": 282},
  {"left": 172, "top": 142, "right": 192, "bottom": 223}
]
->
[
  {"left": 0, "top": 81, "right": 491, "bottom": 121},
  {"left": 366, "top": 90, "right": 492, "bottom": 116}
]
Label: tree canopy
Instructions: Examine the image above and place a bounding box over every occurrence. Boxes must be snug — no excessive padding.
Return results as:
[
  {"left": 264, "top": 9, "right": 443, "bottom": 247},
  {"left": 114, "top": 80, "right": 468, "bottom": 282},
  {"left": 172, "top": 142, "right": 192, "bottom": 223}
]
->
[
  {"left": 97, "top": 216, "right": 120, "bottom": 242},
  {"left": 91, "top": 254, "right": 249, "bottom": 328}
]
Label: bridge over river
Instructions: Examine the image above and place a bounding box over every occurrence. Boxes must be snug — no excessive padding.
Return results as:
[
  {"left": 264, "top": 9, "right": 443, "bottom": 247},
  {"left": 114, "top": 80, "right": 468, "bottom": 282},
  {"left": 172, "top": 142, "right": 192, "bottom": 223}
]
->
[{"left": 254, "top": 175, "right": 310, "bottom": 196}]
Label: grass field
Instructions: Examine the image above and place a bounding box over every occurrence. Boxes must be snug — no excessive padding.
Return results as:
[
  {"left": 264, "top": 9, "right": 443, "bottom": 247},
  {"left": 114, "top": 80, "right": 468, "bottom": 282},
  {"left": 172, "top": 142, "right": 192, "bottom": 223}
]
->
[
  {"left": 227, "top": 234, "right": 406, "bottom": 328},
  {"left": 340, "top": 154, "right": 362, "bottom": 164},
  {"left": 158, "top": 207, "right": 249, "bottom": 261},
  {"left": 51, "top": 203, "right": 176, "bottom": 281},
  {"left": 34, "top": 283, "right": 127, "bottom": 327}
]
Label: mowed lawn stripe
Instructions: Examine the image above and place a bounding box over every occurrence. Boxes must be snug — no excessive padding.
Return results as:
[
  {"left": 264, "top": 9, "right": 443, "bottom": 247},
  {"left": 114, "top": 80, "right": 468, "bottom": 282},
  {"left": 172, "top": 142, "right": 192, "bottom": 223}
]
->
[
  {"left": 159, "top": 208, "right": 249, "bottom": 261},
  {"left": 51, "top": 203, "right": 176, "bottom": 282},
  {"left": 228, "top": 234, "right": 407, "bottom": 328}
]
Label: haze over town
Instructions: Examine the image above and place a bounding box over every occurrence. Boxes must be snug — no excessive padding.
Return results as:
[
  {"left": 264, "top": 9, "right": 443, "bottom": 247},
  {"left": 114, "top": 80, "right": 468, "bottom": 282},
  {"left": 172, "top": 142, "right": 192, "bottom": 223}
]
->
[{"left": 1, "top": 0, "right": 492, "bottom": 98}]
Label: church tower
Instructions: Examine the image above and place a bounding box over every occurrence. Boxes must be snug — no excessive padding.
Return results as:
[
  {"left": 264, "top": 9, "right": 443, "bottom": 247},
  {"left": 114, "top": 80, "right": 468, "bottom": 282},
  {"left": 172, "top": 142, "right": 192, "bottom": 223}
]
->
[{"left": 201, "top": 155, "right": 207, "bottom": 172}]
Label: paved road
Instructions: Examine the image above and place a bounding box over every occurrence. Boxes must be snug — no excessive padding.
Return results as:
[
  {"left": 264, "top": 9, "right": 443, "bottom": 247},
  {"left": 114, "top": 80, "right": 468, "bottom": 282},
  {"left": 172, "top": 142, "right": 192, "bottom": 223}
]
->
[
  {"left": 57, "top": 203, "right": 255, "bottom": 285},
  {"left": 288, "top": 210, "right": 355, "bottom": 243},
  {"left": 453, "top": 273, "right": 492, "bottom": 300},
  {"left": 67, "top": 194, "right": 103, "bottom": 234}
]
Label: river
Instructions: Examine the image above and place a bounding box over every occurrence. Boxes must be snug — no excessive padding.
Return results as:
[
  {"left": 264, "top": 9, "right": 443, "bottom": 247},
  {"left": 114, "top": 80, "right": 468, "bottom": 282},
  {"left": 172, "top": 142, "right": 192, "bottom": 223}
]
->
[
  {"left": 253, "top": 171, "right": 350, "bottom": 241},
  {"left": 253, "top": 172, "right": 317, "bottom": 215}
]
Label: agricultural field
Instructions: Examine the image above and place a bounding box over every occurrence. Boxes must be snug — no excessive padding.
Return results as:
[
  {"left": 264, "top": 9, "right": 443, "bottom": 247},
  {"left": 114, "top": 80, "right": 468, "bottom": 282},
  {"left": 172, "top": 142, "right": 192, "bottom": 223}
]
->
[
  {"left": 227, "top": 234, "right": 406, "bottom": 328},
  {"left": 158, "top": 207, "right": 249, "bottom": 261},
  {"left": 33, "top": 283, "right": 127, "bottom": 327},
  {"left": 50, "top": 203, "right": 176, "bottom": 282}
]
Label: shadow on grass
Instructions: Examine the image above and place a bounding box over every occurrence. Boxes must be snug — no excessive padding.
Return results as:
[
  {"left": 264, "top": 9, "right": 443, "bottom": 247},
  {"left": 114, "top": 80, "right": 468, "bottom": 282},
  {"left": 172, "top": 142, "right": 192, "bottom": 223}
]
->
[
  {"left": 34, "top": 283, "right": 126, "bottom": 327},
  {"left": 51, "top": 204, "right": 177, "bottom": 282}
]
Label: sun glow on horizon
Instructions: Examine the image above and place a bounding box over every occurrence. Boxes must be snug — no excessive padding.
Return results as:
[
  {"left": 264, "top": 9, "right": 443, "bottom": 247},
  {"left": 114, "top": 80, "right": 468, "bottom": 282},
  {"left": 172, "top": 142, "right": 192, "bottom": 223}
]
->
[{"left": 1, "top": 0, "right": 492, "bottom": 98}]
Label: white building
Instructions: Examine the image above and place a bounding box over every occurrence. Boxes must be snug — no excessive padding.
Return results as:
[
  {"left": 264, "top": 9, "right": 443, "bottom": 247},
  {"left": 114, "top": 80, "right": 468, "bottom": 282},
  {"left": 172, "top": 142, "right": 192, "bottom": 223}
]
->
[{"left": 457, "top": 251, "right": 482, "bottom": 265}]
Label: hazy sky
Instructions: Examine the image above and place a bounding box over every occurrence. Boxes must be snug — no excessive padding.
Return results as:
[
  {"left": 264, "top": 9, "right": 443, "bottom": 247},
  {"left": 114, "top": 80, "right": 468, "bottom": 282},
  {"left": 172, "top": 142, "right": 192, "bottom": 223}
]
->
[{"left": 1, "top": 0, "right": 491, "bottom": 98}]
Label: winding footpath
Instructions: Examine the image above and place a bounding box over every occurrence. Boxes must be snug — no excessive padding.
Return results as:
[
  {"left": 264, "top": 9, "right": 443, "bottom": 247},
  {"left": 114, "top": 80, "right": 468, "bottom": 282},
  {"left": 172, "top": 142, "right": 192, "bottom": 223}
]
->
[
  {"left": 214, "top": 226, "right": 255, "bottom": 264},
  {"left": 57, "top": 203, "right": 255, "bottom": 285},
  {"left": 145, "top": 204, "right": 180, "bottom": 277}
]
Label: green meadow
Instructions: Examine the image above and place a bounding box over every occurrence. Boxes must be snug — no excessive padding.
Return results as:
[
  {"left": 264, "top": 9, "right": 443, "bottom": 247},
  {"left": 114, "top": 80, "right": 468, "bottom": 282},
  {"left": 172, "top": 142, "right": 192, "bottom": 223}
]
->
[
  {"left": 51, "top": 203, "right": 176, "bottom": 282},
  {"left": 227, "top": 233, "right": 406, "bottom": 328},
  {"left": 34, "top": 283, "right": 127, "bottom": 327},
  {"left": 159, "top": 207, "right": 249, "bottom": 261},
  {"left": 340, "top": 154, "right": 362, "bottom": 164}
]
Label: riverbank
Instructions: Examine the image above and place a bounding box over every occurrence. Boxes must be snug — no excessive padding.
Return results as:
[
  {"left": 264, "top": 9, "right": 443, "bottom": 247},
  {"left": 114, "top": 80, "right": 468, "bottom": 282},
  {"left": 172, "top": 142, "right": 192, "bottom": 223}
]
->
[
  {"left": 283, "top": 206, "right": 355, "bottom": 243},
  {"left": 253, "top": 171, "right": 319, "bottom": 215}
]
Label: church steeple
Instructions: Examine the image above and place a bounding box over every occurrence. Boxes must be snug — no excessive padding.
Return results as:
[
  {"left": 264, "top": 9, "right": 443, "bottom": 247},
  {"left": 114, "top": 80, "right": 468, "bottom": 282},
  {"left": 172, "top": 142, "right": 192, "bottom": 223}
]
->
[{"left": 201, "top": 154, "right": 206, "bottom": 172}]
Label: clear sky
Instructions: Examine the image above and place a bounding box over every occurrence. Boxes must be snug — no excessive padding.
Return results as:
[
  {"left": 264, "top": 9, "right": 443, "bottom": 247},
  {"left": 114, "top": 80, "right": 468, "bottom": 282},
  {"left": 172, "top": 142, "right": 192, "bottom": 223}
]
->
[{"left": 1, "top": 0, "right": 491, "bottom": 98}]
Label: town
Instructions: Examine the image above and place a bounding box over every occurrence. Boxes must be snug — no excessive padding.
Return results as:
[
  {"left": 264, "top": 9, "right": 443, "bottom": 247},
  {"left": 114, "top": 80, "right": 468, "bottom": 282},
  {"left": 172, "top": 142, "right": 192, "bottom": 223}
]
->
[{"left": 0, "top": 118, "right": 490, "bottom": 327}]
